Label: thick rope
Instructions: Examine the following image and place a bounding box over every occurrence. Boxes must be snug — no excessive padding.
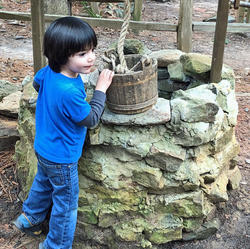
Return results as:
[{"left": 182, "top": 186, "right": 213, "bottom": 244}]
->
[
  {"left": 116, "top": 0, "right": 131, "bottom": 73},
  {"left": 102, "top": 0, "right": 151, "bottom": 74}
]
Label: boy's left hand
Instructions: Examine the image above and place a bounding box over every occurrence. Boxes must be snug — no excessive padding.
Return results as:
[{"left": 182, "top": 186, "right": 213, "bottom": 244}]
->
[{"left": 95, "top": 69, "right": 114, "bottom": 93}]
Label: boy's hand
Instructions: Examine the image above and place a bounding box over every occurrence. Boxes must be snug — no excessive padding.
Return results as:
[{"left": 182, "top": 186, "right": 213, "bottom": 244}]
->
[{"left": 95, "top": 69, "right": 114, "bottom": 93}]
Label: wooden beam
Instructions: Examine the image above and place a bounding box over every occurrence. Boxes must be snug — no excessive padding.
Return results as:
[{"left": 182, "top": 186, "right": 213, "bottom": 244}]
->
[
  {"left": 231, "top": 0, "right": 250, "bottom": 8},
  {"left": 0, "top": 11, "right": 177, "bottom": 31},
  {"left": 31, "top": 0, "right": 46, "bottom": 74},
  {"left": 177, "top": 0, "right": 193, "bottom": 53},
  {"left": 193, "top": 22, "right": 250, "bottom": 32},
  {"left": 241, "top": 1, "right": 250, "bottom": 7},
  {"left": 1, "top": 11, "right": 250, "bottom": 32},
  {"left": 210, "top": 0, "right": 230, "bottom": 83},
  {"left": 83, "top": 17, "right": 177, "bottom": 31},
  {"left": 0, "top": 11, "right": 31, "bottom": 21}
]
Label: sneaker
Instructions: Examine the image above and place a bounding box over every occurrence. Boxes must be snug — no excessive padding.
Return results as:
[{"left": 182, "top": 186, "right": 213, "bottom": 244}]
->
[
  {"left": 12, "top": 213, "right": 42, "bottom": 236},
  {"left": 39, "top": 241, "right": 45, "bottom": 249}
]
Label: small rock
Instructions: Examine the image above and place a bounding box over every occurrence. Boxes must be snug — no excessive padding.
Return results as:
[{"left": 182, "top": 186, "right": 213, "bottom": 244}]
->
[
  {"left": 227, "top": 166, "right": 242, "bottom": 190},
  {"left": 245, "top": 108, "right": 249, "bottom": 112},
  {"left": 240, "top": 189, "right": 249, "bottom": 196},
  {"left": 182, "top": 218, "right": 220, "bottom": 241},
  {"left": 218, "top": 202, "right": 226, "bottom": 209},
  {"left": 240, "top": 181, "right": 247, "bottom": 185},
  {"left": 155, "top": 0, "right": 170, "bottom": 2},
  {"left": 7, "top": 20, "right": 25, "bottom": 26},
  {"left": 203, "top": 15, "right": 235, "bottom": 23},
  {"left": 15, "top": 36, "right": 25, "bottom": 40},
  {"left": 0, "top": 91, "right": 22, "bottom": 118},
  {"left": 244, "top": 68, "right": 250, "bottom": 76},
  {"left": 236, "top": 201, "right": 248, "bottom": 211},
  {"left": 0, "top": 80, "right": 21, "bottom": 102},
  {"left": 149, "top": 49, "right": 184, "bottom": 67},
  {"left": 245, "top": 158, "right": 250, "bottom": 164},
  {"left": 216, "top": 233, "right": 222, "bottom": 239}
]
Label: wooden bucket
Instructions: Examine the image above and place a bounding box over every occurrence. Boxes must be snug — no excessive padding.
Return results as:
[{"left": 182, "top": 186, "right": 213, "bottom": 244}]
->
[{"left": 106, "top": 54, "right": 158, "bottom": 114}]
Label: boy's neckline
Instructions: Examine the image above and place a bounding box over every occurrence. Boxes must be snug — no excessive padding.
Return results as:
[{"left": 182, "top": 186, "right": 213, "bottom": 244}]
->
[
  {"left": 60, "top": 64, "right": 79, "bottom": 78},
  {"left": 59, "top": 71, "right": 79, "bottom": 79}
]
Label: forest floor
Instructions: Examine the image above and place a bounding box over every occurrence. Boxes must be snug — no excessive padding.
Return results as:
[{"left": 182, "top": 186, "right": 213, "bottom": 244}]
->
[{"left": 0, "top": 0, "right": 249, "bottom": 248}]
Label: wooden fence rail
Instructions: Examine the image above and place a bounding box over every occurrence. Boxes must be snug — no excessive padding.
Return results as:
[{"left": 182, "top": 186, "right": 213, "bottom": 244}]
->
[
  {"left": 0, "top": 11, "right": 178, "bottom": 31},
  {"left": 1, "top": 11, "right": 250, "bottom": 32},
  {"left": 231, "top": 0, "right": 250, "bottom": 8}
]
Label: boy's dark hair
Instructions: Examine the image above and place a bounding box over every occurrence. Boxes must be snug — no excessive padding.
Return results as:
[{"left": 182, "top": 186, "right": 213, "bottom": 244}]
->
[{"left": 43, "top": 16, "right": 97, "bottom": 73}]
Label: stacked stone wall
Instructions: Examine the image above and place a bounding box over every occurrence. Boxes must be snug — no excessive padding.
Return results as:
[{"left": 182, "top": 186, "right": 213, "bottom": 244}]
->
[{"left": 14, "top": 49, "right": 241, "bottom": 249}]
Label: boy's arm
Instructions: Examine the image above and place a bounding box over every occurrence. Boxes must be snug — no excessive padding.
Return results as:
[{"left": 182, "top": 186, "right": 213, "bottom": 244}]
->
[
  {"left": 76, "top": 90, "right": 106, "bottom": 128},
  {"left": 33, "top": 81, "right": 40, "bottom": 92},
  {"left": 77, "top": 69, "right": 114, "bottom": 128}
]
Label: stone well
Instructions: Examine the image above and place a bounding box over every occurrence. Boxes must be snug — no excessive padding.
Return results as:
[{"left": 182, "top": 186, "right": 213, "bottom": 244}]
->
[{"left": 15, "top": 51, "right": 241, "bottom": 249}]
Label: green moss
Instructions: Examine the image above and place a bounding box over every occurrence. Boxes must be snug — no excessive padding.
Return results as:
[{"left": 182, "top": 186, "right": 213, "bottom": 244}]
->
[
  {"left": 78, "top": 206, "right": 98, "bottom": 224},
  {"left": 84, "top": 185, "right": 146, "bottom": 206},
  {"left": 144, "top": 215, "right": 182, "bottom": 243},
  {"left": 15, "top": 137, "right": 37, "bottom": 198},
  {"left": 114, "top": 218, "right": 147, "bottom": 242},
  {"left": 98, "top": 202, "right": 137, "bottom": 228},
  {"left": 109, "top": 39, "right": 149, "bottom": 55},
  {"left": 146, "top": 228, "right": 182, "bottom": 244},
  {"left": 140, "top": 239, "right": 152, "bottom": 248},
  {"left": 183, "top": 218, "right": 204, "bottom": 232},
  {"left": 78, "top": 159, "right": 105, "bottom": 181},
  {"left": 164, "top": 199, "right": 203, "bottom": 218},
  {"left": 138, "top": 198, "right": 154, "bottom": 215},
  {"left": 78, "top": 190, "right": 89, "bottom": 206}
]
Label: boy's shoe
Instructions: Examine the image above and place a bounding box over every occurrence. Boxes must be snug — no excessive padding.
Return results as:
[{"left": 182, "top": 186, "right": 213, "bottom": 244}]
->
[
  {"left": 12, "top": 213, "right": 42, "bottom": 237},
  {"left": 39, "top": 242, "right": 45, "bottom": 249}
]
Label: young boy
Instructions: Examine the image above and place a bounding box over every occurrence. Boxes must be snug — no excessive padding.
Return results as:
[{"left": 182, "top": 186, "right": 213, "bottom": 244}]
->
[{"left": 13, "top": 16, "right": 114, "bottom": 249}]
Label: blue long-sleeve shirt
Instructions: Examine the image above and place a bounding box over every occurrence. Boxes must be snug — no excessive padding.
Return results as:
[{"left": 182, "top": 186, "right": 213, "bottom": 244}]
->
[{"left": 33, "top": 66, "right": 105, "bottom": 163}]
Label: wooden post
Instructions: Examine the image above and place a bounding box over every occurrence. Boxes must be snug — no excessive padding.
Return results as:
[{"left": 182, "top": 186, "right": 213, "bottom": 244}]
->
[
  {"left": 31, "top": 0, "right": 46, "bottom": 74},
  {"left": 90, "top": 2, "right": 100, "bottom": 15},
  {"left": 237, "top": 6, "right": 246, "bottom": 22},
  {"left": 210, "top": 0, "right": 230, "bottom": 83},
  {"left": 177, "top": 0, "right": 193, "bottom": 53},
  {"left": 247, "top": 0, "right": 250, "bottom": 23},
  {"left": 234, "top": 0, "right": 240, "bottom": 9},
  {"left": 133, "top": 0, "right": 143, "bottom": 21}
]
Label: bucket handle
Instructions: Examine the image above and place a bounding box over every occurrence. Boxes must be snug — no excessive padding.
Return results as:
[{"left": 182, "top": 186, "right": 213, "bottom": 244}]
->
[
  {"left": 130, "top": 55, "right": 152, "bottom": 72},
  {"left": 141, "top": 55, "right": 152, "bottom": 70}
]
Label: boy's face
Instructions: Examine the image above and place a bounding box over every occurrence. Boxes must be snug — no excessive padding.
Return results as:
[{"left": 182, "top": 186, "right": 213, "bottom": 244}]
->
[{"left": 61, "top": 49, "right": 96, "bottom": 78}]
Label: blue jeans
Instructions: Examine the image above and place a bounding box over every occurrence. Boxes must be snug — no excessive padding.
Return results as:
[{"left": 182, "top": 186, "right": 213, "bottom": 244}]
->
[{"left": 23, "top": 152, "right": 79, "bottom": 249}]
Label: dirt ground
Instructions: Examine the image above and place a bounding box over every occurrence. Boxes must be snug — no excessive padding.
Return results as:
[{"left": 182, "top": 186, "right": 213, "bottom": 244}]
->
[{"left": 0, "top": 0, "right": 249, "bottom": 248}]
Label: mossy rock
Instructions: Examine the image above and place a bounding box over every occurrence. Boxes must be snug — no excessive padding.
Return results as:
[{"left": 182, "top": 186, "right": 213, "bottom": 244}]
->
[
  {"left": 78, "top": 206, "right": 98, "bottom": 225},
  {"left": 109, "top": 39, "right": 151, "bottom": 55},
  {"left": 0, "top": 80, "right": 21, "bottom": 102}
]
